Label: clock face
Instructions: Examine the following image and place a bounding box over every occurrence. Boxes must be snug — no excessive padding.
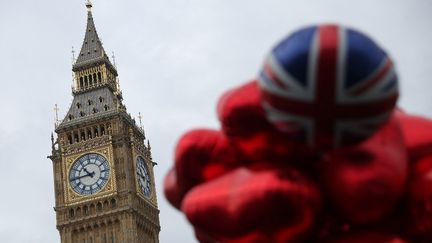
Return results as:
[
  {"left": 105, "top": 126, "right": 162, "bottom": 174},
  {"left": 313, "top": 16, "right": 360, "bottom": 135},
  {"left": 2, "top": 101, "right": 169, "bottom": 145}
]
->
[
  {"left": 69, "top": 153, "right": 110, "bottom": 196},
  {"left": 136, "top": 156, "right": 152, "bottom": 198}
]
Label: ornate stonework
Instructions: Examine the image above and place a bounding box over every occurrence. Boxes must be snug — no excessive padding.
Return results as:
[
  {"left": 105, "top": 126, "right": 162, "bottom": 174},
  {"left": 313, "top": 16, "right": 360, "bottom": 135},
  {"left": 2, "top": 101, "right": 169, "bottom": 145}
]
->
[{"left": 49, "top": 2, "right": 160, "bottom": 242}]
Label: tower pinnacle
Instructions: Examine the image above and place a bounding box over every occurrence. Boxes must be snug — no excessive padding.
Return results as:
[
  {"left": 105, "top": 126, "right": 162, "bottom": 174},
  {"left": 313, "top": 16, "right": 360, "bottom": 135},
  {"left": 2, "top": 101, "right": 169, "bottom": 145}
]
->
[
  {"left": 71, "top": 0, "right": 118, "bottom": 96},
  {"left": 86, "top": 0, "right": 93, "bottom": 11}
]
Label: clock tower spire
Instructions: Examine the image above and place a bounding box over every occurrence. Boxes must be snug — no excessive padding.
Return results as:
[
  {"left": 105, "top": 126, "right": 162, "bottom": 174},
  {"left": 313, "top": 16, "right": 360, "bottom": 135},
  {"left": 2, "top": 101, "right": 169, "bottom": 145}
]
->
[
  {"left": 72, "top": 0, "right": 119, "bottom": 97},
  {"left": 49, "top": 3, "right": 160, "bottom": 243}
]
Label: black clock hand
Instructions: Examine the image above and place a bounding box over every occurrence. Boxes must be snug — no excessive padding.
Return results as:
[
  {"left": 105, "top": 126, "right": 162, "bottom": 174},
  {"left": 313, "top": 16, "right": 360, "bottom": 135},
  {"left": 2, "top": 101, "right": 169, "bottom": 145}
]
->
[
  {"left": 70, "top": 174, "right": 93, "bottom": 181},
  {"left": 83, "top": 167, "right": 92, "bottom": 175},
  {"left": 83, "top": 167, "right": 96, "bottom": 178}
]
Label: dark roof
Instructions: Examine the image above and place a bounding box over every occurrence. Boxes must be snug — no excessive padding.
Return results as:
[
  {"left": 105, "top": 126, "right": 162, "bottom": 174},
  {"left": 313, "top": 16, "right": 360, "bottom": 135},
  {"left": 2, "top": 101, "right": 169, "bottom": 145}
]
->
[
  {"left": 58, "top": 87, "right": 121, "bottom": 128},
  {"left": 73, "top": 9, "right": 115, "bottom": 71},
  {"left": 57, "top": 86, "right": 143, "bottom": 138}
]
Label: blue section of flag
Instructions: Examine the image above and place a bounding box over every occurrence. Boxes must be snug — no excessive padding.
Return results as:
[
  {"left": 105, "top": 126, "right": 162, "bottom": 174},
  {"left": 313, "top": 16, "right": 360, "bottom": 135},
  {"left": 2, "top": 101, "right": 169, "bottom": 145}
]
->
[
  {"left": 272, "top": 26, "right": 317, "bottom": 87},
  {"left": 345, "top": 29, "right": 387, "bottom": 88}
]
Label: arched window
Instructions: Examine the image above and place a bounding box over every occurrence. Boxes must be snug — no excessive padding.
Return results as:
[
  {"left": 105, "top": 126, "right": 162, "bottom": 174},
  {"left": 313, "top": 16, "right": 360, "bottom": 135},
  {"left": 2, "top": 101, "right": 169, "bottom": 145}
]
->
[
  {"left": 101, "top": 126, "right": 105, "bottom": 135},
  {"left": 68, "top": 134, "right": 73, "bottom": 144},
  {"left": 69, "top": 209, "right": 75, "bottom": 218},
  {"left": 74, "top": 132, "right": 79, "bottom": 143},
  {"left": 98, "top": 72, "right": 102, "bottom": 83},
  {"left": 94, "top": 127, "right": 99, "bottom": 137},
  {"left": 80, "top": 77, "right": 84, "bottom": 88},
  {"left": 83, "top": 205, "right": 89, "bottom": 215},
  {"left": 84, "top": 76, "right": 88, "bottom": 87},
  {"left": 87, "top": 129, "right": 92, "bottom": 139},
  {"left": 81, "top": 131, "right": 86, "bottom": 141},
  {"left": 110, "top": 199, "right": 117, "bottom": 209},
  {"left": 90, "top": 204, "right": 95, "bottom": 214},
  {"left": 104, "top": 105, "right": 109, "bottom": 111},
  {"left": 97, "top": 202, "right": 102, "bottom": 212},
  {"left": 93, "top": 73, "right": 97, "bottom": 84},
  {"left": 89, "top": 75, "right": 93, "bottom": 86}
]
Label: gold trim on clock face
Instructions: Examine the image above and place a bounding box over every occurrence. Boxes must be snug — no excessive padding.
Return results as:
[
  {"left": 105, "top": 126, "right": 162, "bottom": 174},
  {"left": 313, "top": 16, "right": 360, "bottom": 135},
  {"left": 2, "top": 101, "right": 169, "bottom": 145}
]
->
[
  {"left": 63, "top": 146, "right": 117, "bottom": 205},
  {"left": 69, "top": 153, "right": 111, "bottom": 196}
]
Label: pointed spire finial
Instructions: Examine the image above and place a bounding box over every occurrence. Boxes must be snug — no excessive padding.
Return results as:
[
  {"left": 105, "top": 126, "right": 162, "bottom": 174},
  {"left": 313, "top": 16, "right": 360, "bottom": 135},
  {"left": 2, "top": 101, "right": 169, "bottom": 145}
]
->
[
  {"left": 71, "top": 46, "right": 75, "bottom": 64},
  {"left": 138, "top": 112, "right": 143, "bottom": 128},
  {"left": 138, "top": 112, "right": 146, "bottom": 138},
  {"left": 54, "top": 104, "right": 60, "bottom": 128},
  {"left": 86, "top": 0, "right": 93, "bottom": 11},
  {"left": 112, "top": 51, "right": 117, "bottom": 67}
]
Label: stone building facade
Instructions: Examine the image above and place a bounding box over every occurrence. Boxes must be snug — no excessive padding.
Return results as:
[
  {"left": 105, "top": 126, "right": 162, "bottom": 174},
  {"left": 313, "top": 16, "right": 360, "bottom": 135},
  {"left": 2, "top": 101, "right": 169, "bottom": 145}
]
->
[{"left": 49, "top": 2, "right": 160, "bottom": 242}]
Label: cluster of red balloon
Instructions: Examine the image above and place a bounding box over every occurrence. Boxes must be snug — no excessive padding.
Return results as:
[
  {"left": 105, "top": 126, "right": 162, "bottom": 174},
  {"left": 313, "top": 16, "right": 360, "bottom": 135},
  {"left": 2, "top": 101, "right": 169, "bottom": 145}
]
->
[{"left": 164, "top": 25, "right": 432, "bottom": 242}]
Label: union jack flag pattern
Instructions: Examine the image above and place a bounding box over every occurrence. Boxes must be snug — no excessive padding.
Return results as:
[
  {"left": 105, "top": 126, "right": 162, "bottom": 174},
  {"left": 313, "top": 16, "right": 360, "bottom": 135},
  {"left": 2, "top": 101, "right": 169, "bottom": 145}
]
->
[{"left": 258, "top": 25, "right": 399, "bottom": 149}]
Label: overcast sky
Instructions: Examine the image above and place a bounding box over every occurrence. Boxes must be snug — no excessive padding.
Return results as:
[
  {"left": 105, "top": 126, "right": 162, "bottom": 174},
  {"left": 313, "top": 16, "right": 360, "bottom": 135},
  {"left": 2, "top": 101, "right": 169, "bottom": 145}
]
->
[{"left": 0, "top": 0, "right": 431, "bottom": 242}]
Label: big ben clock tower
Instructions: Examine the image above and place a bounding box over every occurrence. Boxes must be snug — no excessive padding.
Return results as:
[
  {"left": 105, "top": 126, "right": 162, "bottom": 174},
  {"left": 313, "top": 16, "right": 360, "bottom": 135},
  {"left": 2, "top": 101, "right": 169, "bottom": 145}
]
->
[{"left": 49, "top": 1, "right": 160, "bottom": 242}]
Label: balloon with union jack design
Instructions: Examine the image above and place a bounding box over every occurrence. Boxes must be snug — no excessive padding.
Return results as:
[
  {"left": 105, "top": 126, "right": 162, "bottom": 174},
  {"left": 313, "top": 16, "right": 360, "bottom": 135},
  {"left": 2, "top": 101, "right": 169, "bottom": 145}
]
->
[{"left": 258, "top": 24, "right": 399, "bottom": 149}]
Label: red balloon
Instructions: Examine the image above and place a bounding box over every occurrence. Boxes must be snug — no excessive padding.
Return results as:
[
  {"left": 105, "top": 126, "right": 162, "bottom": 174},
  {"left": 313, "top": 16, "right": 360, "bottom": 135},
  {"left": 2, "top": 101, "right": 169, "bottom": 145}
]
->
[
  {"left": 217, "top": 80, "right": 311, "bottom": 163},
  {"left": 161, "top": 25, "right": 432, "bottom": 243},
  {"left": 182, "top": 165, "right": 321, "bottom": 242},
  {"left": 396, "top": 111, "right": 432, "bottom": 241},
  {"left": 194, "top": 228, "right": 218, "bottom": 243},
  {"left": 163, "top": 169, "right": 183, "bottom": 209},
  {"left": 217, "top": 81, "right": 271, "bottom": 137},
  {"left": 318, "top": 115, "right": 408, "bottom": 224},
  {"left": 322, "top": 231, "right": 409, "bottom": 243},
  {"left": 173, "top": 129, "right": 242, "bottom": 198},
  {"left": 406, "top": 155, "right": 432, "bottom": 241},
  {"left": 397, "top": 110, "right": 432, "bottom": 159},
  {"left": 195, "top": 227, "right": 272, "bottom": 243}
]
